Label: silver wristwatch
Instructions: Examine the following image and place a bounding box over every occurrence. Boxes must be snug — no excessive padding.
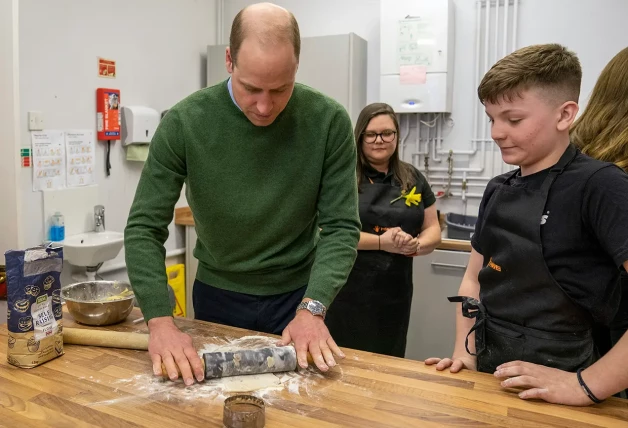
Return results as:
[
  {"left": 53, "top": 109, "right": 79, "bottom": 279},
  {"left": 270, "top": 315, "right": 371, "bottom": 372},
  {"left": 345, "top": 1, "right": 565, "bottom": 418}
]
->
[{"left": 296, "top": 300, "right": 327, "bottom": 319}]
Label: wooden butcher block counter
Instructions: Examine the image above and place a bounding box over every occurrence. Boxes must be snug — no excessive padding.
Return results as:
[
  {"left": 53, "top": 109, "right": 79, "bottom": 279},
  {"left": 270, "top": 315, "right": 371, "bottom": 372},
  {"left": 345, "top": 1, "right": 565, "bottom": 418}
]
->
[{"left": 1, "top": 308, "right": 627, "bottom": 427}]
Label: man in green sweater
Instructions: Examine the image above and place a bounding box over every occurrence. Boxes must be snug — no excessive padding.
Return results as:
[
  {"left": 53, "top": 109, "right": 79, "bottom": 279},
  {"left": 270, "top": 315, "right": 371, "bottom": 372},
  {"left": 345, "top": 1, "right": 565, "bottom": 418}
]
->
[{"left": 124, "top": 2, "right": 360, "bottom": 386}]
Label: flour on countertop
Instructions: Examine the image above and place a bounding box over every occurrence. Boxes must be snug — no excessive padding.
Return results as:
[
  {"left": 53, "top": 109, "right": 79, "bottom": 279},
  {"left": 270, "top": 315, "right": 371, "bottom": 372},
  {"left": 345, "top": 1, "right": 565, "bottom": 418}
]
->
[{"left": 95, "top": 335, "right": 339, "bottom": 406}]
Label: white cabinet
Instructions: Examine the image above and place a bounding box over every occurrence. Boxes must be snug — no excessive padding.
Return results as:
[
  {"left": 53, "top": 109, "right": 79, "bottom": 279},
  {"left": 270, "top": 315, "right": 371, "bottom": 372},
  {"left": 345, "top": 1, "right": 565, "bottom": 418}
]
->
[
  {"left": 405, "top": 249, "right": 470, "bottom": 361},
  {"left": 184, "top": 226, "right": 198, "bottom": 320}
]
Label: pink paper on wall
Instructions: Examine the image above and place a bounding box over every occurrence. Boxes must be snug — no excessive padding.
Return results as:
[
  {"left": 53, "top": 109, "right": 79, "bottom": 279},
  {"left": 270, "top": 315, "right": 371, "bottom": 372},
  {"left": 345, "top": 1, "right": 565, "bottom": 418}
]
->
[{"left": 400, "top": 65, "right": 427, "bottom": 85}]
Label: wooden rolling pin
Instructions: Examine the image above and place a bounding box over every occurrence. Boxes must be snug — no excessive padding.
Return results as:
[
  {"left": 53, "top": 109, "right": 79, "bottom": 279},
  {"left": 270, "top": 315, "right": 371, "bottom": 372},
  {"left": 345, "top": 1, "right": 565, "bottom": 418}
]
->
[{"left": 63, "top": 327, "right": 149, "bottom": 350}]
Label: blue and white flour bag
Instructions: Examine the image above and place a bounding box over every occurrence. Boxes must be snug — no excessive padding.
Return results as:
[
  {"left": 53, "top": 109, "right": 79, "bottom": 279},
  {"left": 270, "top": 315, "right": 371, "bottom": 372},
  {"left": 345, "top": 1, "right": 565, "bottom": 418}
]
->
[{"left": 5, "top": 246, "right": 64, "bottom": 368}]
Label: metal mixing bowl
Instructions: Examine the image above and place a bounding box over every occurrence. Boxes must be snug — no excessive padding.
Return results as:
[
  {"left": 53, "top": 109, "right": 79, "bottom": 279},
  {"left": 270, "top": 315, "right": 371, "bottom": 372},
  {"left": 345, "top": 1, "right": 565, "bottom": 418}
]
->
[{"left": 61, "top": 281, "right": 135, "bottom": 326}]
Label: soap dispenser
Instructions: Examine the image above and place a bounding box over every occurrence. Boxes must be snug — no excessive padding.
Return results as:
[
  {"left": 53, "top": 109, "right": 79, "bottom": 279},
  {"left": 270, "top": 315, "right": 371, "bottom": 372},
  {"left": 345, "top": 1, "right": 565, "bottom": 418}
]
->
[{"left": 50, "top": 212, "right": 65, "bottom": 242}]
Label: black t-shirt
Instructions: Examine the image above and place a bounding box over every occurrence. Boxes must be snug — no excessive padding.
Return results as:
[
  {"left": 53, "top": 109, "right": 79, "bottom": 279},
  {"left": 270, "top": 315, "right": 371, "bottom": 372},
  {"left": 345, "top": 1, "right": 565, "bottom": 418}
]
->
[{"left": 471, "top": 153, "right": 628, "bottom": 324}]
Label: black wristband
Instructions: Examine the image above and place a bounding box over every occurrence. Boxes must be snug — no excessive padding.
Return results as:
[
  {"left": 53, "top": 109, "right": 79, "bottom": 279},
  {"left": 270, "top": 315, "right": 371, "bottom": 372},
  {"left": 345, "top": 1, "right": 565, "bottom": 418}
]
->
[
  {"left": 576, "top": 368, "right": 603, "bottom": 404},
  {"left": 378, "top": 235, "right": 381, "bottom": 250}
]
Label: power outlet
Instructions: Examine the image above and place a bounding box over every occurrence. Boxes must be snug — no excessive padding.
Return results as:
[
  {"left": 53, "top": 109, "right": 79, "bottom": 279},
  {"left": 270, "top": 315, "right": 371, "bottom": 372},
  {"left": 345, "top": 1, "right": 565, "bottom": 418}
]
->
[{"left": 28, "top": 111, "right": 44, "bottom": 131}]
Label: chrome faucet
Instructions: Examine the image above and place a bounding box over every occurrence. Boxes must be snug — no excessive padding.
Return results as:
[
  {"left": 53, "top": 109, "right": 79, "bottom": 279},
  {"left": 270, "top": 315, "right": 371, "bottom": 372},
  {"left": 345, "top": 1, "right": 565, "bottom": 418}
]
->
[{"left": 94, "top": 205, "right": 105, "bottom": 232}]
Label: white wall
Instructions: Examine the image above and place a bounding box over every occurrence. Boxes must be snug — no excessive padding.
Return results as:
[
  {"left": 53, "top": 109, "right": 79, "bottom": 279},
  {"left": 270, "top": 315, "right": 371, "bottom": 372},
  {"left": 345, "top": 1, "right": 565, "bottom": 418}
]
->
[
  {"left": 17, "top": 0, "right": 216, "bottom": 283},
  {"left": 0, "top": 0, "right": 21, "bottom": 256},
  {"left": 220, "top": 0, "right": 628, "bottom": 216},
  {"left": 518, "top": 0, "right": 628, "bottom": 109}
]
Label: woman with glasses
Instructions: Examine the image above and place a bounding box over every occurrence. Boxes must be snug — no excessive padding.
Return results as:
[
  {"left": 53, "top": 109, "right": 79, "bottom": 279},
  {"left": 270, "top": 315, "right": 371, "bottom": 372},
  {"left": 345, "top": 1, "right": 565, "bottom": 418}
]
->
[{"left": 325, "top": 103, "right": 442, "bottom": 357}]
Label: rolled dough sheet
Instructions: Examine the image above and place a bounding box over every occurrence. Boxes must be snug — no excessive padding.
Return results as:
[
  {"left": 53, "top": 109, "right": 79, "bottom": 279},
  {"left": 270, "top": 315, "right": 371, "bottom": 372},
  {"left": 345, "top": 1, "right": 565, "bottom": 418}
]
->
[
  {"left": 211, "top": 373, "right": 282, "bottom": 392},
  {"left": 199, "top": 336, "right": 285, "bottom": 393}
]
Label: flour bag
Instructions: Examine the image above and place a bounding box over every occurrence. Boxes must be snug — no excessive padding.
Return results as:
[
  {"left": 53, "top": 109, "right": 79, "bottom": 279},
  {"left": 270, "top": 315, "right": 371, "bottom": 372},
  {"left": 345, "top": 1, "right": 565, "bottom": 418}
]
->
[{"left": 5, "top": 246, "right": 64, "bottom": 368}]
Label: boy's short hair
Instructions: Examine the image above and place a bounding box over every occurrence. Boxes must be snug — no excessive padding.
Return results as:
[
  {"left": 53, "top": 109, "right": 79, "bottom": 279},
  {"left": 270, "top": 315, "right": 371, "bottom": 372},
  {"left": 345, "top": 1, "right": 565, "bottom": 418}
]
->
[{"left": 478, "top": 43, "right": 582, "bottom": 105}]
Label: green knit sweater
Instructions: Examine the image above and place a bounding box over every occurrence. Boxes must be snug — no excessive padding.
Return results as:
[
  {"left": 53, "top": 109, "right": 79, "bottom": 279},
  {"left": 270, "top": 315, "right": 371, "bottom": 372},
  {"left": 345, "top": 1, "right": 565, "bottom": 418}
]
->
[{"left": 125, "top": 81, "right": 361, "bottom": 322}]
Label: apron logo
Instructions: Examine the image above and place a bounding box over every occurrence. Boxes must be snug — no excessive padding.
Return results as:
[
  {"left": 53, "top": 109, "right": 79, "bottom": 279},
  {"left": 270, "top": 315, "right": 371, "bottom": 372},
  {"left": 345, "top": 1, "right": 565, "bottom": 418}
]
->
[
  {"left": 540, "top": 210, "right": 550, "bottom": 225},
  {"left": 488, "top": 257, "right": 502, "bottom": 272},
  {"left": 373, "top": 225, "right": 393, "bottom": 234}
]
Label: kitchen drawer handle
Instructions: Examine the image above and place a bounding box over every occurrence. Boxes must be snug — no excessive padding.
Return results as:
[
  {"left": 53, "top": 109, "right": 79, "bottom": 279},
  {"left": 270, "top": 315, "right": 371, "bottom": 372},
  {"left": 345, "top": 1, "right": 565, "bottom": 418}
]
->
[{"left": 431, "top": 262, "right": 467, "bottom": 270}]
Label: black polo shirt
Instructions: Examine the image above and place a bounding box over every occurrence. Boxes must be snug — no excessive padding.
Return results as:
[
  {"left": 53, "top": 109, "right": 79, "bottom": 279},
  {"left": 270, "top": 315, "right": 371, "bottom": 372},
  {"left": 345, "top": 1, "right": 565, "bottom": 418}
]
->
[
  {"left": 362, "top": 164, "right": 436, "bottom": 207},
  {"left": 472, "top": 152, "right": 628, "bottom": 325}
]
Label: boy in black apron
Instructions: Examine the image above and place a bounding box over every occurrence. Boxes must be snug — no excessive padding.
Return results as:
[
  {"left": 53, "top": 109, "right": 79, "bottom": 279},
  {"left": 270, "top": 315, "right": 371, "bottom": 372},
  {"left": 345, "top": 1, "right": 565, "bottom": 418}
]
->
[{"left": 426, "top": 44, "right": 628, "bottom": 405}]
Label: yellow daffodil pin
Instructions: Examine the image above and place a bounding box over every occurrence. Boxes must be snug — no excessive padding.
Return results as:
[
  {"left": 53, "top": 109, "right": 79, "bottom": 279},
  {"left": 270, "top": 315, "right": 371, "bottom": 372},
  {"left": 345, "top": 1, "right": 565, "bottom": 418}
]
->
[{"left": 390, "top": 186, "right": 422, "bottom": 207}]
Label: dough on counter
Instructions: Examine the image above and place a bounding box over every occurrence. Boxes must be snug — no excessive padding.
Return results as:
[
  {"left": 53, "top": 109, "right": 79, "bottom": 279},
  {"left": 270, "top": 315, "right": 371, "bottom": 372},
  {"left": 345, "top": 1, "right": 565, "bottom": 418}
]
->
[
  {"left": 209, "top": 373, "right": 282, "bottom": 392},
  {"left": 198, "top": 336, "right": 284, "bottom": 393}
]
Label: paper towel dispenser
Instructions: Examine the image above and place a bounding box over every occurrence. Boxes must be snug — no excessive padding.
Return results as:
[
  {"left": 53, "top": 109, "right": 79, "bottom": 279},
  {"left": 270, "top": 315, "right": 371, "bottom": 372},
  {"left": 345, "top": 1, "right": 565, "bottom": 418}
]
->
[{"left": 121, "top": 106, "right": 160, "bottom": 146}]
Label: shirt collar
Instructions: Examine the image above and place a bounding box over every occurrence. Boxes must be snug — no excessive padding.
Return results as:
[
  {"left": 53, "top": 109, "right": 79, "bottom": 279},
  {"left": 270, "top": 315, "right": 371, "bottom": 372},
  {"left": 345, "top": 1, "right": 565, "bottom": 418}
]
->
[
  {"left": 363, "top": 163, "right": 393, "bottom": 180},
  {"left": 227, "top": 77, "right": 242, "bottom": 111}
]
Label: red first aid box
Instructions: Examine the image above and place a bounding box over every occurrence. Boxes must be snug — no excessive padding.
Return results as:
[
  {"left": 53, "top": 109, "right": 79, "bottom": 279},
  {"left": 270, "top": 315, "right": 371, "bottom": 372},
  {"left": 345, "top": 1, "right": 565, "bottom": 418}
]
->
[{"left": 96, "top": 88, "right": 121, "bottom": 141}]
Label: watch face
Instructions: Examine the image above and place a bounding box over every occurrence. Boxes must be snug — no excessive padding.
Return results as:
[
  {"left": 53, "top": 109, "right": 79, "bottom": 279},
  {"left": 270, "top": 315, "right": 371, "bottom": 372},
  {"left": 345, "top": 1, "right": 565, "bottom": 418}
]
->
[
  {"left": 297, "top": 301, "right": 326, "bottom": 317},
  {"left": 308, "top": 301, "right": 324, "bottom": 315}
]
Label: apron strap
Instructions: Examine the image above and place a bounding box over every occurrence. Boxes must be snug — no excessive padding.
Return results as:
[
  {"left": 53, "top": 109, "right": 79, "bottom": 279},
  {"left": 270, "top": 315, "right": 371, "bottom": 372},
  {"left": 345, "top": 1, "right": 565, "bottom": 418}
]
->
[
  {"left": 502, "top": 144, "right": 578, "bottom": 193},
  {"left": 541, "top": 144, "right": 579, "bottom": 194},
  {"left": 447, "top": 296, "right": 487, "bottom": 356}
]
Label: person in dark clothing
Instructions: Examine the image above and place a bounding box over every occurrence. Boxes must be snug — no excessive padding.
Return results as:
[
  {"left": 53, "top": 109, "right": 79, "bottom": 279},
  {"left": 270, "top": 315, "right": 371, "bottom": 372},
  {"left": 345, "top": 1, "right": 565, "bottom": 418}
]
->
[
  {"left": 325, "top": 103, "right": 442, "bottom": 357},
  {"left": 571, "top": 46, "right": 628, "bottom": 398},
  {"left": 425, "top": 44, "right": 628, "bottom": 406}
]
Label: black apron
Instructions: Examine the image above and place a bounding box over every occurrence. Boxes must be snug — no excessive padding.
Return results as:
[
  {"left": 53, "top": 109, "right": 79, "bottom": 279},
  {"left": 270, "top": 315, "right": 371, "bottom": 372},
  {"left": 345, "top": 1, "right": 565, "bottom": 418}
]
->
[
  {"left": 449, "top": 145, "right": 597, "bottom": 373},
  {"left": 326, "top": 178, "right": 424, "bottom": 357}
]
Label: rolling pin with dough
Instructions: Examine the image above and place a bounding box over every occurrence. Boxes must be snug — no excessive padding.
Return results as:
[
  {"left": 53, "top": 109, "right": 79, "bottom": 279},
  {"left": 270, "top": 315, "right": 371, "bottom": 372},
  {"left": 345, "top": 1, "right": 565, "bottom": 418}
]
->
[
  {"left": 160, "top": 346, "right": 318, "bottom": 381},
  {"left": 63, "top": 328, "right": 311, "bottom": 380}
]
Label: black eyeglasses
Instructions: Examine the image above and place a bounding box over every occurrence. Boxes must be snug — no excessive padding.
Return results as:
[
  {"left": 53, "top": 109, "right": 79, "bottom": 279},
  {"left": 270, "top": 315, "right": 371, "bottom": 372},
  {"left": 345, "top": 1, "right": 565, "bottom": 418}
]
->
[{"left": 362, "top": 130, "right": 397, "bottom": 144}]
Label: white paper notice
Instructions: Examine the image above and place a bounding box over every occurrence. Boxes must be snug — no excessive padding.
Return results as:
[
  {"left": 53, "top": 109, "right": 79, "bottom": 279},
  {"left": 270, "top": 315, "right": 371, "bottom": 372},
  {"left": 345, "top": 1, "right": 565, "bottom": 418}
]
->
[
  {"left": 65, "top": 130, "right": 95, "bottom": 187},
  {"left": 398, "top": 18, "right": 435, "bottom": 67},
  {"left": 32, "top": 130, "right": 66, "bottom": 191}
]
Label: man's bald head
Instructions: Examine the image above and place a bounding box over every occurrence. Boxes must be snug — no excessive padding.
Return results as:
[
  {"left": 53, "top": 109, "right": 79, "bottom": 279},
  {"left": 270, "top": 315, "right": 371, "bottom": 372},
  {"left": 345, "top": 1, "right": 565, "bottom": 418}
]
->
[{"left": 229, "top": 2, "right": 301, "bottom": 66}]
